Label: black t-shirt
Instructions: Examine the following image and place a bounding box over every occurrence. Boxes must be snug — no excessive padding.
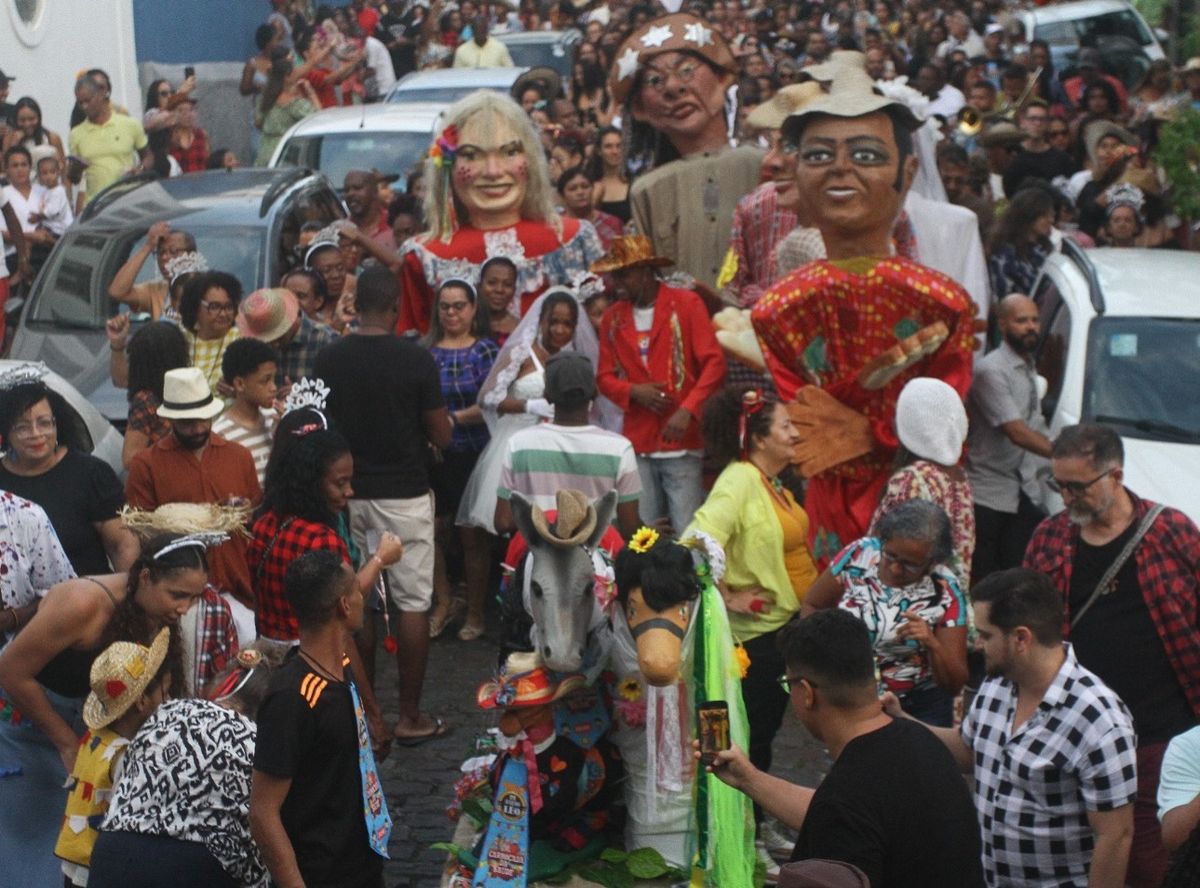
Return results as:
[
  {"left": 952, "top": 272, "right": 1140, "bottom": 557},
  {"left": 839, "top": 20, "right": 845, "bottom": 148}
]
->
[
  {"left": 254, "top": 653, "right": 383, "bottom": 888},
  {"left": 313, "top": 333, "right": 444, "bottom": 500},
  {"left": 792, "top": 719, "right": 985, "bottom": 888},
  {"left": 380, "top": 9, "right": 422, "bottom": 78},
  {"left": 1069, "top": 522, "right": 1196, "bottom": 743},
  {"left": 0, "top": 449, "right": 124, "bottom": 575}
]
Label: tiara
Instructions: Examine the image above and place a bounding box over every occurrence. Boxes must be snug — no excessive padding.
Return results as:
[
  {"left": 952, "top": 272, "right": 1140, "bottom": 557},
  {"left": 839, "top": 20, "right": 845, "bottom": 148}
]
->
[
  {"left": 569, "top": 270, "right": 606, "bottom": 303},
  {"left": 283, "top": 377, "right": 330, "bottom": 416},
  {"left": 165, "top": 251, "right": 209, "bottom": 286},
  {"left": 153, "top": 531, "right": 230, "bottom": 560},
  {"left": 0, "top": 362, "right": 48, "bottom": 391},
  {"left": 1105, "top": 183, "right": 1145, "bottom": 217}
]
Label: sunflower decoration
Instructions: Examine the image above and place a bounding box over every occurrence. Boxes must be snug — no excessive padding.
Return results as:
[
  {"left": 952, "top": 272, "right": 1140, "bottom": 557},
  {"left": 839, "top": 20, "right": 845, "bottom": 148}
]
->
[
  {"left": 734, "top": 644, "right": 751, "bottom": 679},
  {"left": 617, "top": 677, "right": 642, "bottom": 702},
  {"left": 629, "top": 526, "right": 659, "bottom": 554}
]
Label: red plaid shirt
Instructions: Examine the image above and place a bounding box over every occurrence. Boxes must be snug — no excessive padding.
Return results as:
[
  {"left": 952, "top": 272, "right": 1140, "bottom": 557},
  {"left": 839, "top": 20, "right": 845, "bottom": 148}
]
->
[
  {"left": 169, "top": 128, "right": 210, "bottom": 174},
  {"left": 195, "top": 585, "right": 238, "bottom": 691},
  {"left": 1024, "top": 490, "right": 1200, "bottom": 717},
  {"left": 248, "top": 511, "right": 349, "bottom": 640}
]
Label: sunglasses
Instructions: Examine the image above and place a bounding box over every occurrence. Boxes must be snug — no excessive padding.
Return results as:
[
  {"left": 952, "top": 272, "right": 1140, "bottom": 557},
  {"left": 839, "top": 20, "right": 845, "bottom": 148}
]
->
[
  {"left": 1048, "top": 468, "right": 1114, "bottom": 496},
  {"left": 777, "top": 673, "right": 819, "bottom": 694}
]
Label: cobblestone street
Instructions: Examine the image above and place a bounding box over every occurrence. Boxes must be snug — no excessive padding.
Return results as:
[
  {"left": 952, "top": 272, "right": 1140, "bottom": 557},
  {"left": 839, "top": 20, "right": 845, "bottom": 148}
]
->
[{"left": 373, "top": 613, "right": 828, "bottom": 887}]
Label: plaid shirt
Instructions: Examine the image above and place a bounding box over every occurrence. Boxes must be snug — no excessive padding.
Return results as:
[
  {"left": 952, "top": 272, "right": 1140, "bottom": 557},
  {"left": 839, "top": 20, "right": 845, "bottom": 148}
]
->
[
  {"left": 727, "top": 182, "right": 797, "bottom": 308},
  {"left": 169, "top": 128, "right": 210, "bottom": 174},
  {"left": 126, "top": 390, "right": 171, "bottom": 447},
  {"left": 1024, "top": 490, "right": 1200, "bottom": 717},
  {"left": 280, "top": 314, "right": 339, "bottom": 385},
  {"left": 962, "top": 644, "right": 1138, "bottom": 887},
  {"left": 248, "top": 511, "right": 348, "bottom": 640},
  {"left": 193, "top": 585, "right": 238, "bottom": 692}
]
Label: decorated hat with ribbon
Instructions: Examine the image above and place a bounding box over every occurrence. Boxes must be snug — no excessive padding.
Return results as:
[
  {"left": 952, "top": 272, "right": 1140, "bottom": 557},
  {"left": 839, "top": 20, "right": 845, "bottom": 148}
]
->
[
  {"left": 83, "top": 628, "right": 170, "bottom": 730},
  {"left": 477, "top": 651, "right": 585, "bottom": 710}
]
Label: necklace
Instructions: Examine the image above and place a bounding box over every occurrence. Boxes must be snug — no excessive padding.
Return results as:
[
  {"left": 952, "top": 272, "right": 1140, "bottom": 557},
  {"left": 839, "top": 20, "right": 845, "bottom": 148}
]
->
[
  {"left": 298, "top": 647, "right": 343, "bottom": 682},
  {"left": 751, "top": 461, "right": 794, "bottom": 510}
]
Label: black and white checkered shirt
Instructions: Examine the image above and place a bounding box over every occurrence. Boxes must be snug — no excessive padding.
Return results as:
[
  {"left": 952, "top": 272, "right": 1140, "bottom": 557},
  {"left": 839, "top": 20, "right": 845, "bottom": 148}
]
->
[{"left": 961, "top": 643, "right": 1138, "bottom": 887}]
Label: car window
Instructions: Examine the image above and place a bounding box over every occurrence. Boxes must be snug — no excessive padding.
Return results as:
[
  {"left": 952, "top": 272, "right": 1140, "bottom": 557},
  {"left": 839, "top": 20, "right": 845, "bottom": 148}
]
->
[
  {"left": 275, "top": 132, "right": 433, "bottom": 186},
  {"left": 1035, "top": 10, "right": 1152, "bottom": 47},
  {"left": 1084, "top": 317, "right": 1200, "bottom": 443},
  {"left": 28, "top": 231, "right": 108, "bottom": 327},
  {"left": 1032, "top": 276, "right": 1069, "bottom": 420},
  {"left": 387, "top": 86, "right": 484, "bottom": 104},
  {"left": 504, "top": 41, "right": 570, "bottom": 72},
  {"left": 274, "top": 186, "right": 347, "bottom": 276},
  {"left": 127, "top": 228, "right": 264, "bottom": 296}
]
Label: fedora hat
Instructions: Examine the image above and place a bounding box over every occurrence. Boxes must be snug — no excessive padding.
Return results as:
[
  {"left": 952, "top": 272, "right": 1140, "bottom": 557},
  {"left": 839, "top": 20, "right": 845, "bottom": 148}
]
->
[
  {"left": 237, "top": 287, "right": 300, "bottom": 342},
  {"left": 610, "top": 12, "right": 737, "bottom": 106},
  {"left": 529, "top": 489, "right": 597, "bottom": 549},
  {"left": 83, "top": 628, "right": 170, "bottom": 730},
  {"left": 746, "top": 82, "right": 824, "bottom": 130},
  {"left": 590, "top": 235, "right": 673, "bottom": 274},
  {"left": 156, "top": 367, "right": 224, "bottom": 421},
  {"left": 511, "top": 65, "right": 563, "bottom": 102},
  {"left": 477, "top": 651, "right": 586, "bottom": 709},
  {"left": 781, "top": 65, "right": 920, "bottom": 147}
]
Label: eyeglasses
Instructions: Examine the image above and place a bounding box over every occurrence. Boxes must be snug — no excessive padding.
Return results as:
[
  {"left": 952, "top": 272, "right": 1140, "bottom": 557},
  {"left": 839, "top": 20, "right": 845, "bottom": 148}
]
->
[
  {"left": 880, "top": 548, "right": 932, "bottom": 576},
  {"left": 201, "top": 300, "right": 236, "bottom": 315},
  {"left": 439, "top": 301, "right": 471, "bottom": 313},
  {"left": 642, "top": 58, "right": 703, "bottom": 93},
  {"left": 1048, "top": 468, "right": 1114, "bottom": 496},
  {"left": 10, "top": 416, "right": 56, "bottom": 438},
  {"left": 157, "top": 90, "right": 171, "bottom": 97},
  {"left": 777, "top": 673, "right": 818, "bottom": 694}
]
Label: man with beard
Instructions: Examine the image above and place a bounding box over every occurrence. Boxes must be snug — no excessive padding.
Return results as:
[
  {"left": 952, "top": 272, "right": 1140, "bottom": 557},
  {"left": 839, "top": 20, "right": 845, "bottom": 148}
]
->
[
  {"left": 343, "top": 169, "right": 395, "bottom": 253},
  {"left": 1024, "top": 424, "right": 1200, "bottom": 887},
  {"left": 885, "top": 567, "right": 1137, "bottom": 888},
  {"left": 965, "top": 294, "right": 1052, "bottom": 580},
  {"left": 126, "top": 367, "right": 261, "bottom": 639}
]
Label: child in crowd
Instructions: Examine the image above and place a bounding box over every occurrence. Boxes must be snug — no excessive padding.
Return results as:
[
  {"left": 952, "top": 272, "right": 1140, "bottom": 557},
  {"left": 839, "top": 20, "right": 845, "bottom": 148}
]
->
[
  {"left": 56, "top": 629, "right": 173, "bottom": 887},
  {"left": 32, "top": 154, "right": 74, "bottom": 236},
  {"left": 213, "top": 337, "right": 279, "bottom": 486}
]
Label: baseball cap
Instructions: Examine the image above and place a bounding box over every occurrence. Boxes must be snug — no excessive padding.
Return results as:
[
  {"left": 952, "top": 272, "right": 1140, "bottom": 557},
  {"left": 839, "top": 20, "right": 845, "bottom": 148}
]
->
[{"left": 544, "top": 352, "right": 596, "bottom": 404}]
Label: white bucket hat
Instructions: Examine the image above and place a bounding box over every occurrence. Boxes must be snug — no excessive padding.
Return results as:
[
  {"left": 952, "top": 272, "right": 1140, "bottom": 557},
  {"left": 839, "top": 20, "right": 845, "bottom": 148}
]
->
[
  {"left": 156, "top": 367, "right": 224, "bottom": 421},
  {"left": 895, "top": 378, "right": 967, "bottom": 466}
]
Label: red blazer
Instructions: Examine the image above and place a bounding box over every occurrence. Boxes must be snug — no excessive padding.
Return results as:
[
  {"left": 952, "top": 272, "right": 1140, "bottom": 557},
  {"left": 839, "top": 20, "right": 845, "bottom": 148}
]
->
[{"left": 597, "top": 283, "right": 726, "bottom": 455}]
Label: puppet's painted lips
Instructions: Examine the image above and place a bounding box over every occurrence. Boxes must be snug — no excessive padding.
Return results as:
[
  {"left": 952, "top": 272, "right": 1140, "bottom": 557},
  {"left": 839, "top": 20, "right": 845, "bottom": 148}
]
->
[
  {"left": 667, "top": 103, "right": 700, "bottom": 120},
  {"left": 477, "top": 183, "right": 515, "bottom": 197},
  {"left": 825, "top": 188, "right": 859, "bottom": 200}
]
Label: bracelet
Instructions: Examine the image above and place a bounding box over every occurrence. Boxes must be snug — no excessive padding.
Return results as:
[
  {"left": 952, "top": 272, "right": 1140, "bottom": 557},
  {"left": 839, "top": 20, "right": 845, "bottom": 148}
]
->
[{"left": 370, "top": 554, "right": 384, "bottom": 567}]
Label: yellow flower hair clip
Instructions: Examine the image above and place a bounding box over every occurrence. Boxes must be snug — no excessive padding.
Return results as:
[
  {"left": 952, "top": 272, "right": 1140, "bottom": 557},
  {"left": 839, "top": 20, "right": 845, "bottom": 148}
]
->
[{"left": 629, "top": 526, "right": 659, "bottom": 554}]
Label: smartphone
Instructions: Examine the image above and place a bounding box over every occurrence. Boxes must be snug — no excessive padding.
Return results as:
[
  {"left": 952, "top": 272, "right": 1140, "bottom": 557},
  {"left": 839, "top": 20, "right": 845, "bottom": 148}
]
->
[
  {"left": 697, "top": 701, "right": 731, "bottom": 766},
  {"left": 184, "top": 66, "right": 195, "bottom": 80}
]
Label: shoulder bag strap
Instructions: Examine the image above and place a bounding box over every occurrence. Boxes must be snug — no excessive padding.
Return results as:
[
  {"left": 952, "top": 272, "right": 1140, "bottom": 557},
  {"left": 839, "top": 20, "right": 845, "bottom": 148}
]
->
[
  {"left": 1071, "top": 504, "right": 1165, "bottom": 629},
  {"left": 254, "top": 516, "right": 296, "bottom": 588}
]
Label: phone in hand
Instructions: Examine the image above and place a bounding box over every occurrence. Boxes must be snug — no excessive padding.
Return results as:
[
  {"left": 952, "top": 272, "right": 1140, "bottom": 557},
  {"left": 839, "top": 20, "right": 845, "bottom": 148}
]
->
[{"left": 184, "top": 66, "right": 195, "bottom": 80}]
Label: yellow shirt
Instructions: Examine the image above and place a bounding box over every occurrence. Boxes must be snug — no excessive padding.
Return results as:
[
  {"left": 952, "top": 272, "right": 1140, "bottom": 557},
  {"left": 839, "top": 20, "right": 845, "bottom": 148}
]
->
[
  {"left": 186, "top": 327, "right": 240, "bottom": 393},
  {"left": 68, "top": 113, "right": 148, "bottom": 204},
  {"left": 54, "top": 727, "right": 128, "bottom": 867},
  {"left": 452, "top": 38, "right": 515, "bottom": 68}
]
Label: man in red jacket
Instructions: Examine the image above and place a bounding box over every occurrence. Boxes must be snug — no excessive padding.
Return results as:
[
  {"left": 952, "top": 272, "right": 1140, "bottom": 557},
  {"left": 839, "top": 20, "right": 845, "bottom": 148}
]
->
[{"left": 593, "top": 235, "right": 726, "bottom": 531}]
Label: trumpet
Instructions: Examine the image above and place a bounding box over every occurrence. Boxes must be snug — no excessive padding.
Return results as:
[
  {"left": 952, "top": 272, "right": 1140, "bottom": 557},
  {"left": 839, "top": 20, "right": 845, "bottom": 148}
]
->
[{"left": 958, "top": 107, "right": 983, "bottom": 137}]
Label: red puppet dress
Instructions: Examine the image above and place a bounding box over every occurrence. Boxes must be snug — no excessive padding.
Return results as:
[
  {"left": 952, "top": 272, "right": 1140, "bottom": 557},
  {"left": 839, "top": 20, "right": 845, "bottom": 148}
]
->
[{"left": 752, "top": 256, "right": 975, "bottom": 566}]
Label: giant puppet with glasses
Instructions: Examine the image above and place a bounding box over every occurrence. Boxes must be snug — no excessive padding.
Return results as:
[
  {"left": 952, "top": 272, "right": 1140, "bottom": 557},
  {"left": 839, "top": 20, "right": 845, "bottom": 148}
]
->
[{"left": 750, "top": 67, "right": 977, "bottom": 568}]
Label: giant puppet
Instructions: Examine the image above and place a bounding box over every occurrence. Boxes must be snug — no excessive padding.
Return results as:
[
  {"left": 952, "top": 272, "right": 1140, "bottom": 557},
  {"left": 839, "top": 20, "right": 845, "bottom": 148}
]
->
[
  {"left": 750, "top": 67, "right": 976, "bottom": 566},
  {"left": 397, "top": 92, "right": 605, "bottom": 335}
]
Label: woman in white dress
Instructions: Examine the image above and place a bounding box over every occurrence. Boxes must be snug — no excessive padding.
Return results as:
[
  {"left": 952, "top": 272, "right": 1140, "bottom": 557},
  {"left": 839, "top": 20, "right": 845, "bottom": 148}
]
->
[{"left": 455, "top": 286, "right": 597, "bottom": 534}]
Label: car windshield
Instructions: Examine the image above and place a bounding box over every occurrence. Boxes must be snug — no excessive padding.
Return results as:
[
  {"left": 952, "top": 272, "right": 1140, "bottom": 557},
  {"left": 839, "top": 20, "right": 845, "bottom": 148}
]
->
[
  {"left": 389, "top": 85, "right": 487, "bottom": 104},
  {"left": 276, "top": 131, "right": 432, "bottom": 185},
  {"left": 1084, "top": 317, "right": 1200, "bottom": 443},
  {"left": 502, "top": 39, "right": 570, "bottom": 71},
  {"left": 1035, "top": 10, "right": 1153, "bottom": 48}
]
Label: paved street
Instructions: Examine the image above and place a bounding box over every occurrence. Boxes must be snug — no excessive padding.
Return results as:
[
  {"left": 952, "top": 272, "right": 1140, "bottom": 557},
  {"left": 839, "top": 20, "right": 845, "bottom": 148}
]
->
[{"left": 373, "top": 612, "right": 828, "bottom": 887}]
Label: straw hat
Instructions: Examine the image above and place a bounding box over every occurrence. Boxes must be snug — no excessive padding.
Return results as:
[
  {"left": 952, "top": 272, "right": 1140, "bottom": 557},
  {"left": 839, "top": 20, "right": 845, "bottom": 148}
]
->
[
  {"left": 978, "top": 121, "right": 1027, "bottom": 149},
  {"left": 237, "top": 287, "right": 300, "bottom": 342},
  {"left": 529, "top": 489, "right": 597, "bottom": 549},
  {"left": 120, "top": 502, "right": 252, "bottom": 541},
  {"left": 589, "top": 235, "right": 673, "bottom": 274},
  {"left": 156, "top": 367, "right": 223, "bottom": 421},
  {"left": 511, "top": 65, "right": 562, "bottom": 102},
  {"left": 610, "top": 12, "right": 737, "bottom": 106},
  {"left": 477, "top": 651, "right": 586, "bottom": 709},
  {"left": 83, "top": 628, "right": 170, "bottom": 730},
  {"left": 745, "top": 82, "right": 824, "bottom": 131},
  {"left": 781, "top": 65, "right": 920, "bottom": 146}
]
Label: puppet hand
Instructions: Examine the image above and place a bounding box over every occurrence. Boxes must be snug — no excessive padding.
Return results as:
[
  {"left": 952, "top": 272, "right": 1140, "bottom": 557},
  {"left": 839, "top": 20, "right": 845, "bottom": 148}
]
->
[{"left": 786, "top": 387, "right": 873, "bottom": 478}]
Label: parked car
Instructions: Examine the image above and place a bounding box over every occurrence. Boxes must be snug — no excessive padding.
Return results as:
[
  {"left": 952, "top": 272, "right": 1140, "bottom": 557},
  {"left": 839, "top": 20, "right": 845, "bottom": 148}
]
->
[
  {"left": 497, "top": 29, "right": 582, "bottom": 80},
  {"left": 385, "top": 66, "right": 525, "bottom": 105},
  {"left": 8, "top": 168, "right": 345, "bottom": 423},
  {"left": 269, "top": 102, "right": 444, "bottom": 191},
  {"left": 1031, "top": 243, "right": 1200, "bottom": 524},
  {"left": 1019, "top": 0, "right": 1164, "bottom": 88},
  {"left": 0, "top": 361, "right": 124, "bottom": 473}
]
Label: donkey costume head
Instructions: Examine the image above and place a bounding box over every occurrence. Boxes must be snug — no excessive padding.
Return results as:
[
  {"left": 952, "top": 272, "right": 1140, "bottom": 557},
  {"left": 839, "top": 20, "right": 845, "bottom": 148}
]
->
[{"left": 510, "top": 489, "right": 617, "bottom": 673}]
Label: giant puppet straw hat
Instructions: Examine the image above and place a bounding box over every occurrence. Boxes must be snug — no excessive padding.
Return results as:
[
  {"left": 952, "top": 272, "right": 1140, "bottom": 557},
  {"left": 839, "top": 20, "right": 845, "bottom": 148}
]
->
[
  {"left": 780, "top": 65, "right": 920, "bottom": 147},
  {"left": 589, "top": 234, "right": 673, "bottom": 274},
  {"left": 745, "top": 82, "right": 825, "bottom": 131},
  {"left": 477, "top": 651, "right": 586, "bottom": 709},
  {"left": 83, "top": 628, "right": 170, "bottom": 730},
  {"left": 609, "top": 12, "right": 737, "bottom": 106}
]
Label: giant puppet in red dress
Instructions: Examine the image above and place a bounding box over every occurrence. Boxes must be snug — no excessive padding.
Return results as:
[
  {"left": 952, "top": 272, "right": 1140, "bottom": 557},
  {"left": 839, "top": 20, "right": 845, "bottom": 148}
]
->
[
  {"left": 397, "top": 92, "right": 604, "bottom": 335},
  {"left": 751, "top": 69, "right": 976, "bottom": 566}
]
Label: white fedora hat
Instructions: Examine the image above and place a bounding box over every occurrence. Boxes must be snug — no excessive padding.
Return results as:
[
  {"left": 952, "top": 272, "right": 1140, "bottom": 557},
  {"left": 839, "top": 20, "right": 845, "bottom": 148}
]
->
[{"left": 156, "top": 367, "right": 224, "bottom": 421}]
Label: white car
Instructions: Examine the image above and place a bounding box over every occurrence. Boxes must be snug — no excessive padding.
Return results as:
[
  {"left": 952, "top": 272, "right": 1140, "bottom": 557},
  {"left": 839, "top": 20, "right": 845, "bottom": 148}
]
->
[
  {"left": 385, "top": 67, "right": 525, "bottom": 105},
  {"left": 1031, "top": 244, "right": 1200, "bottom": 524},
  {"left": 0, "top": 361, "right": 123, "bottom": 474},
  {"left": 268, "top": 102, "right": 445, "bottom": 189},
  {"left": 1018, "top": 0, "right": 1164, "bottom": 87}
]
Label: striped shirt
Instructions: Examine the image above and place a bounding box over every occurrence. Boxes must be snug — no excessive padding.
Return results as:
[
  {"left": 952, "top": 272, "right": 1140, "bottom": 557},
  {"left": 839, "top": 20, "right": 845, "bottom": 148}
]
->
[
  {"left": 498, "top": 423, "right": 640, "bottom": 509},
  {"left": 213, "top": 410, "right": 276, "bottom": 487}
]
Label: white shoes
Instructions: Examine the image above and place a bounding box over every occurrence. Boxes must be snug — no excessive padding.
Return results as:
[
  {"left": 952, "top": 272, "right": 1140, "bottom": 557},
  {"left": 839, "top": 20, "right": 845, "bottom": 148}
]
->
[
  {"left": 758, "top": 818, "right": 797, "bottom": 857},
  {"left": 755, "top": 839, "right": 782, "bottom": 885}
]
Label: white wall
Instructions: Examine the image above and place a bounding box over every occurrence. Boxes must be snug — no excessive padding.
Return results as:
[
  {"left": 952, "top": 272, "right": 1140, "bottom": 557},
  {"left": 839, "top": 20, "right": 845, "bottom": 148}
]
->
[{"left": 0, "top": 0, "right": 141, "bottom": 137}]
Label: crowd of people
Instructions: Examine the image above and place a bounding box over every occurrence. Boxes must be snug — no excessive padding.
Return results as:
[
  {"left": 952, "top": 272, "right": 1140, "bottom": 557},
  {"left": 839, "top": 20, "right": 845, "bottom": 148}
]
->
[{"left": 0, "top": 0, "right": 1198, "bottom": 886}]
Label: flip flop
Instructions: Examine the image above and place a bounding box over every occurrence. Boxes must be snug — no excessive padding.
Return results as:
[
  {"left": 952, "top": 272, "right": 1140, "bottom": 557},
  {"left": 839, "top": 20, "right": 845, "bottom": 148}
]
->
[
  {"left": 457, "top": 620, "right": 485, "bottom": 642},
  {"left": 394, "top": 716, "right": 450, "bottom": 747},
  {"left": 429, "top": 598, "right": 466, "bottom": 639}
]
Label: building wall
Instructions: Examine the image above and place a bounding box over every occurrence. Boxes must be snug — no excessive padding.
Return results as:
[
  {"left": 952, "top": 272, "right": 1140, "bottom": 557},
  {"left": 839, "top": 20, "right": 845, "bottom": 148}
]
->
[
  {"left": 132, "top": 0, "right": 264, "bottom": 65},
  {"left": 0, "top": 0, "right": 140, "bottom": 136}
]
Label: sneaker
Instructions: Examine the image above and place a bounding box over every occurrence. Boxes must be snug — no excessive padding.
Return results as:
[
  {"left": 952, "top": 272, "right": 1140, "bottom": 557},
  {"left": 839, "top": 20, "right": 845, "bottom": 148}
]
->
[
  {"left": 755, "top": 839, "right": 781, "bottom": 885},
  {"left": 759, "top": 818, "right": 797, "bottom": 857}
]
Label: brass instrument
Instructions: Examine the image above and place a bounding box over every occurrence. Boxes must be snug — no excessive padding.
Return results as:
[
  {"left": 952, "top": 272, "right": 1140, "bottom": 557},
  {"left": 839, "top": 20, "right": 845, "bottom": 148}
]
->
[
  {"left": 958, "top": 107, "right": 983, "bottom": 137},
  {"left": 1000, "top": 65, "right": 1045, "bottom": 119}
]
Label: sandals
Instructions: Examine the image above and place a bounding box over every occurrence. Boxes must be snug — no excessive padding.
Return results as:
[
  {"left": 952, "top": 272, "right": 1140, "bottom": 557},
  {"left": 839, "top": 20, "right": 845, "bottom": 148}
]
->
[
  {"left": 457, "top": 619, "right": 486, "bottom": 642},
  {"left": 393, "top": 716, "right": 450, "bottom": 747},
  {"left": 428, "top": 598, "right": 466, "bottom": 639}
]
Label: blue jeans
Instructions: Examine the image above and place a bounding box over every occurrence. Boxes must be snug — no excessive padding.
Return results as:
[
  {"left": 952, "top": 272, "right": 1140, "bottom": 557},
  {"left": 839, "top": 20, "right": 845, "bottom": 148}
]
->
[
  {"left": 636, "top": 454, "right": 703, "bottom": 532},
  {"left": 899, "top": 683, "right": 955, "bottom": 727}
]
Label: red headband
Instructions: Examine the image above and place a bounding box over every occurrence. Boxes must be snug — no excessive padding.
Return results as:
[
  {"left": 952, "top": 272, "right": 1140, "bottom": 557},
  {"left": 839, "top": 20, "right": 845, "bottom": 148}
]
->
[{"left": 737, "top": 389, "right": 766, "bottom": 460}]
